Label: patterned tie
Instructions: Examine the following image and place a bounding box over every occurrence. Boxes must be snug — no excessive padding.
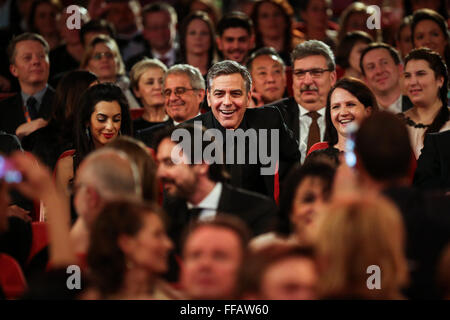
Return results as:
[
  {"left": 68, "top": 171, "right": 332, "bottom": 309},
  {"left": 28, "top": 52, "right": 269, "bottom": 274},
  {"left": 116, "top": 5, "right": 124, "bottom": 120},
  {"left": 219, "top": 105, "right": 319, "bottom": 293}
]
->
[{"left": 306, "top": 111, "right": 320, "bottom": 153}]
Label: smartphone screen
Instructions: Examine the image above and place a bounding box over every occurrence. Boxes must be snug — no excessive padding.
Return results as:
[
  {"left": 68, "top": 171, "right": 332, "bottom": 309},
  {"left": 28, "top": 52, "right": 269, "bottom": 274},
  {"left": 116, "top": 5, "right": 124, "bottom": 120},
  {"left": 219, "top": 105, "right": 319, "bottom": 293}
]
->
[
  {"left": 345, "top": 122, "right": 358, "bottom": 168},
  {"left": 0, "top": 156, "right": 22, "bottom": 183}
]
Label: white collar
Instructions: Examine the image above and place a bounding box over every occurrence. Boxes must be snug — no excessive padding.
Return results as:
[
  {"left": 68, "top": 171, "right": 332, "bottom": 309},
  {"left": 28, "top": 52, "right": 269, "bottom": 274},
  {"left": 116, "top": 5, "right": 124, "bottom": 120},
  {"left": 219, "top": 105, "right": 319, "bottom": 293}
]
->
[
  {"left": 298, "top": 104, "right": 326, "bottom": 117},
  {"left": 187, "top": 182, "right": 222, "bottom": 210}
]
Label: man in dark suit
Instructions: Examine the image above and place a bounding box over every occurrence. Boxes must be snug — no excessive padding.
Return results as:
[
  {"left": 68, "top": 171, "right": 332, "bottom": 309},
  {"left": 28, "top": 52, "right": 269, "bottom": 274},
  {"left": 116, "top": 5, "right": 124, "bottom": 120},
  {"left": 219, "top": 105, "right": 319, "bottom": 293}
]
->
[
  {"left": 154, "top": 124, "right": 278, "bottom": 252},
  {"left": 414, "top": 130, "right": 450, "bottom": 192},
  {"left": 354, "top": 112, "right": 450, "bottom": 299},
  {"left": 271, "top": 40, "right": 336, "bottom": 163},
  {"left": 360, "top": 43, "right": 412, "bottom": 113},
  {"left": 0, "top": 33, "right": 54, "bottom": 137},
  {"left": 186, "top": 60, "right": 300, "bottom": 199},
  {"left": 125, "top": 2, "right": 179, "bottom": 71}
]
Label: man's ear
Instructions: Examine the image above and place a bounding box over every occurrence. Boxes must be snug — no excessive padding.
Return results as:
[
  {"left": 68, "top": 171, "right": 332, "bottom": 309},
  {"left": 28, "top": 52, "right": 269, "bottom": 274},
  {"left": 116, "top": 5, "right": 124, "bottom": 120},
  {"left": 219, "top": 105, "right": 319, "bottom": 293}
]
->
[
  {"left": 330, "top": 70, "right": 337, "bottom": 86},
  {"left": 206, "top": 89, "right": 211, "bottom": 107},
  {"left": 197, "top": 88, "right": 205, "bottom": 102},
  {"left": 9, "top": 64, "right": 18, "bottom": 78},
  {"left": 86, "top": 186, "right": 101, "bottom": 211},
  {"left": 194, "top": 162, "right": 210, "bottom": 177}
]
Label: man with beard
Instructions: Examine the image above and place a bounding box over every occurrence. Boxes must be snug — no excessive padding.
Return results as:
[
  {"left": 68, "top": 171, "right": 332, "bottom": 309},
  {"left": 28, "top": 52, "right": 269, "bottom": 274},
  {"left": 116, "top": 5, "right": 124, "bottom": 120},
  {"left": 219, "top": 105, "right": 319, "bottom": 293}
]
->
[
  {"left": 272, "top": 40, "right": 336, "bottom": 163},
  {"left": 216, "top": 12, "right": 255, "bottom": 65},
  {"left": 154, "top": 124, "right": 277, "bottom": 254}
]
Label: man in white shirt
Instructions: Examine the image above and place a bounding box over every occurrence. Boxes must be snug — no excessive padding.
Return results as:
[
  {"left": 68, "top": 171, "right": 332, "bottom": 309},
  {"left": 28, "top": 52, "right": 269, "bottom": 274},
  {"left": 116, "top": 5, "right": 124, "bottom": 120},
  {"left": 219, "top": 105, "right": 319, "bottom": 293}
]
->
[
  {"left": 273, "top": 40, "right": 336, "bottom": 163},
  {"left": 360, "top": 43, "right": 412, "bottom": 114}
]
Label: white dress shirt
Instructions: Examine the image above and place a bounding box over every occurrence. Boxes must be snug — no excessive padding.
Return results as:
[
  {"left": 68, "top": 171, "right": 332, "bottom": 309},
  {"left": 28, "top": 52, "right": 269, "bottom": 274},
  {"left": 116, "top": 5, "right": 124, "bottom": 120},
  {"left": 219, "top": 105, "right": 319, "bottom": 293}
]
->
[
  {"left": 187, "top": 182, "right": 223, "bottom": 221},
  {"left": 298, "top": 105, "right": 326, "bottom": 163},
  {"left": 152, "top": 47, "right": 177, "bottom": 67},
  {"left": 386, "top": 95, "right": 403, "bottom": 114}
]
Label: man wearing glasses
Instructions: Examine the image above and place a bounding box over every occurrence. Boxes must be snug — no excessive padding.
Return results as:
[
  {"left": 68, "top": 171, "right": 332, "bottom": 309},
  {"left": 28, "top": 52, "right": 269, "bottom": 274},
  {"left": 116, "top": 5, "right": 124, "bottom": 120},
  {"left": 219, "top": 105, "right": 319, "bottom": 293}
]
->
[
  {"left": 136, "top": 64, "right": 205, "bottom": 148},
  {"left": 273, "top": 40, "right": 336, "bottom": 163}
]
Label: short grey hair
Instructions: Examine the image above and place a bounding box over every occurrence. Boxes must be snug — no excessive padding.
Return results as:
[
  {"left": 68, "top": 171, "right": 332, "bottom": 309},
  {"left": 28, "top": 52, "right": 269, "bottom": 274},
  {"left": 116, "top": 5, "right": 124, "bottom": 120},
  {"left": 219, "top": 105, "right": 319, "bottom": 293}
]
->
[
  {"left": 207, "top": 60, "right": 252, "bottom": 93},
  {"left": 291, "top": 40, "right": 336, "bottom": 71},
  {"left": 82, "top": 148, "right": 142, "bottom": 200},
  {"left": 163, "top": 64, "right": 205, "bottom": 90},
  {"left": 130, "top": 58, "right": 167, "bottom": 91}
]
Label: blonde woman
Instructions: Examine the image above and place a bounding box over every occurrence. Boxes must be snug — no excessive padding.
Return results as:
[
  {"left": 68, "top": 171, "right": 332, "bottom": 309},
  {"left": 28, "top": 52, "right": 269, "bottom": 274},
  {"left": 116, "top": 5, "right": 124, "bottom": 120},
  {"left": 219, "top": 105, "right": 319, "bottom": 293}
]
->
[
  {"left": 315, "top": 195, "right": 409, "bottom": 299},
  {"left": 129, "top": 58, "right": 170, "bottom": 133}
]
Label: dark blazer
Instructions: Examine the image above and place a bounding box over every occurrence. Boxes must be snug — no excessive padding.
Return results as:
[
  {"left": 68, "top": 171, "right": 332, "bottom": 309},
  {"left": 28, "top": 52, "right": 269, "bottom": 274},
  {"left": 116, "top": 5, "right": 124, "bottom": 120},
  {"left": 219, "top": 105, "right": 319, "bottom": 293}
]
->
[
  {"left": 0, "top": 87, "right": 55, "bottom": 135},
  {"left": 414, "top": 130, "right": 450, "bottom": 191},
  {"left": 185, "top": 107, "right": 301, "bottom": 198},
  {"left": 135, "top": 119, "right": 175, "bottom": 149},
  {"left": 164, "top": 183, "right": 278, "bottom": 250},
  {"left": 270, "top": 97, "right": 300, "bottom": 143}
]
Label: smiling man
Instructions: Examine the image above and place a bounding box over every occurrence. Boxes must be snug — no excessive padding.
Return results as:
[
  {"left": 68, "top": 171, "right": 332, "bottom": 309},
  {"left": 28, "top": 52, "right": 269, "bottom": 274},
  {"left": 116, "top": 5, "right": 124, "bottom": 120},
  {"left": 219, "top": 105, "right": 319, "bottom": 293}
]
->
[
  {"left": 186, "top": 60, "right": 300, "bottom": 199},
  {"left": 272, "top": 40, "right": 336, "bottom": 163},
  {"left": 0, "top": 33, "right": 54, "bottom": 136},
  {"left": 216, "top": 12, "right": 254, "bottom": 64},
  {"left": 360, "top": 43, "right": 412, "bottom": 114}
]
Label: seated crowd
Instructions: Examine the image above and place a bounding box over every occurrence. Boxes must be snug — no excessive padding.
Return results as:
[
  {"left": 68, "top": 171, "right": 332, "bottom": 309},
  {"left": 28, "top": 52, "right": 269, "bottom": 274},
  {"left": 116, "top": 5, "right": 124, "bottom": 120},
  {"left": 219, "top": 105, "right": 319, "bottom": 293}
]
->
[{"left": 0, "top": 0, "right": 449, "bottom": 300}]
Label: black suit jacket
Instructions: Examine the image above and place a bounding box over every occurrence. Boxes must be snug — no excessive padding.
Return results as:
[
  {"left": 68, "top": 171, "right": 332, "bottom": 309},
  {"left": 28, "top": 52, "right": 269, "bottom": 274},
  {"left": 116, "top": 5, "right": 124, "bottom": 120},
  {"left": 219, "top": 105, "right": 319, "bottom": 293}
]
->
[
  {"left": 0, "top": 87, "right": 54, "bottom": 134},
  {"left": 135, "top": 119, "right": 175, "bottom": 149},
  {"left": 164, "top": 183, "right": 278, "bottom": 250},
  {"left": 185, "top": 107, "right": 300, "bottom": 198},
  {"left": 414, "top": 130, "right": 450, "bottom": 192},
  {"left": 270, "top": 97, "right": 300, "bottom": 143}
]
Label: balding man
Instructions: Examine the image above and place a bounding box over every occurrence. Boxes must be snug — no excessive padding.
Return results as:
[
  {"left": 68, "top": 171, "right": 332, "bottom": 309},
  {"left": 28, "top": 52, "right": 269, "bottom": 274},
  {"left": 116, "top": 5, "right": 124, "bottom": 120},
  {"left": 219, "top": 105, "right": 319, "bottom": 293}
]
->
[{"left": 70, "top": 148, "right": 142, "bottom": 254}]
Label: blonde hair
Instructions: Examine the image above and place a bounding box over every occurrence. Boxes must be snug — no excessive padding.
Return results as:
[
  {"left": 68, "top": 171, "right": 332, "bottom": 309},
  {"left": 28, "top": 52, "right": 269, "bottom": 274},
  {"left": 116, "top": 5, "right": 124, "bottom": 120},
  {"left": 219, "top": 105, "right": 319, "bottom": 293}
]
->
[
  {"left": 80, "top": 35, "right": 125, "bottom": 76},
  {"left": 129, "top": 58, "right": 168, "bottom": 91},
  {"left": 315, "top": 195, "right": 409, "bottom": 299}
]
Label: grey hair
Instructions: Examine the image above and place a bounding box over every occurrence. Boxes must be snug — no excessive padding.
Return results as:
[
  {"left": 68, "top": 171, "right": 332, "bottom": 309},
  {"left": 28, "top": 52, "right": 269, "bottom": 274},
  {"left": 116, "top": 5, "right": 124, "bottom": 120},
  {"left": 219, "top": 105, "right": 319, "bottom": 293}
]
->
[
  {"left": 82, "top": 148, "right": 142, "bottom": 200},
  {"left": 207, "top": 60, "right": 252, "bottom": 93},
  {"left": 163, "top": 64, "right": 205, "bottom": 90},
  {"left": 291, "top": 40, "right": 336, "bottom": 71}
]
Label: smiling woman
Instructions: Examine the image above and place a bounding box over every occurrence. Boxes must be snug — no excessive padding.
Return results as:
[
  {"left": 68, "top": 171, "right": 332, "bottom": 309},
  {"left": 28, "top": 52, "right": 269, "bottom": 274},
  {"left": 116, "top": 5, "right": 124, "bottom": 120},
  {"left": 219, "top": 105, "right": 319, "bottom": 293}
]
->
[
  {"left": 54, "top": 83, "right": 132, "bottom": 209},
  {"left": 306, "top": 77, "right": 378, "bottom": 161},
  {"left": 399, "top": 48, "right": 450, "bottom": 159}
]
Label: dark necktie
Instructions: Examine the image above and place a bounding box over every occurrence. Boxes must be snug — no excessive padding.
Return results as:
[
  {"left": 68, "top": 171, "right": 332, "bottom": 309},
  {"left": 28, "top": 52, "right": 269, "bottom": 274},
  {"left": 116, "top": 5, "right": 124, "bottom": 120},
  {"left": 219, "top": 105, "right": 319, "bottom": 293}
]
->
[
  {"left": 187, "top": 207, "right": 203, "bottom": 222},
  {"left": 160, "top": 56, "right": 169, "bottom": 66},
  {"left": 306, "top": 111, "right": 320, "bottom": 153},
  {"left": 26, "top": 96, "right": 38, "bottom": 120}
]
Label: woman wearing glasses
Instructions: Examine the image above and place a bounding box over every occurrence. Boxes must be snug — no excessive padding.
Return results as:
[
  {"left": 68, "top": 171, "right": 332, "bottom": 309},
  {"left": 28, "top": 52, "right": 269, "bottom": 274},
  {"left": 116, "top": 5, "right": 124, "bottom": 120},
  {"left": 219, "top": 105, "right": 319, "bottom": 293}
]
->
[
  {"left": 80, "top": 35, "right": 139, "bottom": 109},
  {"left": 130, "top": 58, "right": 171, "bottom": 134}
]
